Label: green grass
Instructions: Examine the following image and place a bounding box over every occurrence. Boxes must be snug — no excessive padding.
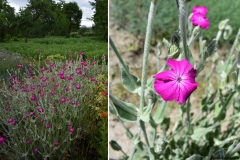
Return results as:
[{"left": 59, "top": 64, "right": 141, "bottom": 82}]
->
[
  {"left": 0, "top": 36, "right": 108, "bottom": 59},
  {"left": 0, "top": 36, "right": 108, "bottom": 83}
]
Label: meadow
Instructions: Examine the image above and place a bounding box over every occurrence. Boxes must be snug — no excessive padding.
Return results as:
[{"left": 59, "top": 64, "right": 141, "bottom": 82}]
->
[{"left": 0, "top": 36, "right": 108, "bottom": 159}]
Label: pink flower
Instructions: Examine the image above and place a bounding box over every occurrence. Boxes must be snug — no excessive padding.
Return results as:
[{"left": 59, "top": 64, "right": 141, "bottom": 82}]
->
[
  {"left": 54, "top": 141, "right": 59, "bottom": 146},
  {"left": 0, "top": 137, "right": 6, "bottom": 144},
  {"left": 69, "top": 128, "right": 74, "bottom": 133},
  {"left": 27, "top": 140, "right": 31, "bottom": 145},
  {"left": 60, "top": 98, "right": 66, "bottom": 103},
  {"left": 76, "top": 68, "right": 82, "bottom": 74},
  {"left": 192, "top": 6, "right": 208, "bottom": 16},
  {"left": 50, "top": 62, "right": 55, "bottom": 68},
  {"left": 153, "top": 58, "right": 198, "bottom": 104},
  {"left": 50, "top": 91, "right": 55, "bottom": 95},
  {"left": 7, "top": 118, "right": 13, "bottom": 123},
  {"left": 40, "top": 118, "right": 44, "bottom": 123},
  {"left": 34, "top": 148, "right": 39, "bottom": 152},
  {"left": 46, "top": 124, "right": 51, "bottom": 129},
  {"left": 29, "top": 112, "right": 34, "bottom": 116},
  {"left": 38, "top": 108, "right": 44, "bottom": 113},
  {"left": 190, "top": 14, "right": 210, "bottom": 29},
  {"left": 76, "top": 85, "right": 81, "bottom": 89},
  {"left": 67, "top": 123, "right": 72, "bottom": 126},
  {"left": 18, "top": 64, "right": 23, "bottom": 68},
  {"left": 40, "top": 67, "right": 45, "bottom": 72}
]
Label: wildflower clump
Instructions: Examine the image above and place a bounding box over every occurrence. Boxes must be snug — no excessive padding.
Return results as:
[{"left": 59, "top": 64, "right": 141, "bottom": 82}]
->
[{"left": 0, "top": 51, "right": 107, "bottom": 159}]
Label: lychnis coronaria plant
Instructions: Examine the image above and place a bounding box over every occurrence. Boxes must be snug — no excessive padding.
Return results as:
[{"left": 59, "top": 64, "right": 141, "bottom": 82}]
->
[
  {"left": 0, "top": 52, "right": 107, "bottom": 159},
  {"left": 110, "top": 0, "right": 240, "bottom": 159}
]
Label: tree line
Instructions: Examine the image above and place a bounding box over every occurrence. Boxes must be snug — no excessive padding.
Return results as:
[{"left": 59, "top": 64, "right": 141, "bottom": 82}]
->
[{"left": 0, "top": 0, "right": 108, "bottom": 42}]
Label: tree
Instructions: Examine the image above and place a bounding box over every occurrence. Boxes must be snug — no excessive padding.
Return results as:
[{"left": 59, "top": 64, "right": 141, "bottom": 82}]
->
[
  {"left": 0, "top": 0, "right": 16, "bottom": 42},
  {"left": 62, "top": 2, "right": 82, "bottom": 38},
  {"left": 89, "top": 0, "right": 108, "bottom": 41},
  {"left": 16, "top": 0, "right": 55, "bottom": 42}
]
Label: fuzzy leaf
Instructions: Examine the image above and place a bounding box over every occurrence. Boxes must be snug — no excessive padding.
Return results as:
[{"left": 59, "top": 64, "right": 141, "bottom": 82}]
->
[
  {"left": 110, "top": 94, "right": 139, "bottom": 122},
  {"left": 121, "top": 62, "right": 141, "bottom": 93},
  {"left": 191, "top": 126, "right": 215, "bottom": 142}
]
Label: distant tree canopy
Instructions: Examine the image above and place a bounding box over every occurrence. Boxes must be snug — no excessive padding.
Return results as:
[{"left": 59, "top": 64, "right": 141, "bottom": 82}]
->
[
  {"left": 0, "top": 0, "right": 84, "bottom": 42},
  {"left": 89, "top": 0, "right": 108, "bottom": 41}
]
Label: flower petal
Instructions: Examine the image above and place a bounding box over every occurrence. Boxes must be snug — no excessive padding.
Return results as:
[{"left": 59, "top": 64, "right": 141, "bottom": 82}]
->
[
  {"left": 177, "top": 80, "right": 198, "bottom": 104},
  {"left": 167, "top": 58, "right": 194, "bottom": 76},
  {"left": 154, "top": 79, "right": 179, "bottom": 101},
  {"left": 153, "top": 70, "right": 175, "bottom": 81}
]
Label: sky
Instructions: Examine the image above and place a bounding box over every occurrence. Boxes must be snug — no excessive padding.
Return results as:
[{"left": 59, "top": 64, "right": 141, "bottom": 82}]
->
[{"left": 7, "top": 0, "right": 94, "bottom": 27}]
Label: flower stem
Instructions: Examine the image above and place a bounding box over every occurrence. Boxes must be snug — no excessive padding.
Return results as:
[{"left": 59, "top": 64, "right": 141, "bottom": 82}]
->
[
  {"left": 140, "top": 0, "right": 162, "bottom": 114},
  {"left": 178, "top": 0, "right": 189, "bottom": 60}
]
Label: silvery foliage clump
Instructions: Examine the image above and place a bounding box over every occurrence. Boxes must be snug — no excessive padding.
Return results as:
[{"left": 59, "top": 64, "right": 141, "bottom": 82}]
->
[
  {"left": 0, "top": 53, "right": 107, "bottom": 159},
  {"left": 109, "top": 0, "right": 240, "bottom": 159}
]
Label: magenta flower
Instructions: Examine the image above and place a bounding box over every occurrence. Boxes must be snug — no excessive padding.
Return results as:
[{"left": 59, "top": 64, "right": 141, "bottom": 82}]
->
[
  {"left": 190, "top": 14, "right": 210, "bottom": 29},
  {"left": 192, "top": 6, "right": 208, "bottom": 16},
  {"left": 0, "top": 137, "right": 6, "bottom": 144},
  {"left": 67, "top": 123, "right": 72, "bottom": 126},
  {"left": 34, "top": 148, "right": 39, "bottom": 152},
  {"left": 38, "top": 108, "right": 44, "bottom": 113},
  {"left": 7, "top": 118, "right": 13, "bottom": 123},
  {"left": 46, "top": 124, "right": 51, "bottom": 129},
  {"left": 18, "top": 64, "right": 23, "bottom": 68},
  {"left": 60, "top": 98, "right": 66, "bottom": 103},
  {"left": 153, "top": 58, "right": 198, "bottom": 104},
  {"left": 27, "top": 140, "right": 31, "bottom": 145},
  {"left": 76, "top": 85, "right": 81, "bottom": 89},
  {"left": 66, "top": 87, "right": 70, "bottom": 92},
  {"left": 54, "top": 141, "right": 59, "bottom": 147},
  {"left": 69, "top": 128, "right": 74, "bottom": 133},
  {"left": 40, "top": 118, "right": 44, "bottom": 123}
]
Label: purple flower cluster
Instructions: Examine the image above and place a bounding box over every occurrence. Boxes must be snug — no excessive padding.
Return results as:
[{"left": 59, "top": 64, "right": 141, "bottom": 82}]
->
[{"left": 190, "top": 6, "right": 210, "bottom": 29}]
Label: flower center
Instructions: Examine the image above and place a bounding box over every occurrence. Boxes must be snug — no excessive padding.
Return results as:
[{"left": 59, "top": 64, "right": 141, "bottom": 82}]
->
[{"left": 176, "top": 77, "right": 182, "bottom": 82}]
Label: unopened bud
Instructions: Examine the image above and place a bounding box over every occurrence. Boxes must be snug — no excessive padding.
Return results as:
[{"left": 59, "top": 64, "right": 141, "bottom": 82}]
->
[
  {"left": 154, "top": 138, "right": 166, "bottom": 154},
  {"left": 171, "top": 31, "right": 180, "bottom": 48},
  {"left": 110, "top": 140, "right": 122, "bottom": 151},
  {"left": 218, "top": 19, "right": 229, "bottom": 31},
  {"left": 169, "top": 45, "right": 180, "bottom": 59},
  {"left": 192, "top": 26, "right": 200, "bottom": 37},
  {"left": 223, "top": 25, "right": 232, "bottom": 40},
  {"left": 207, "top": 39, "right": 217, "bottom": 57}
]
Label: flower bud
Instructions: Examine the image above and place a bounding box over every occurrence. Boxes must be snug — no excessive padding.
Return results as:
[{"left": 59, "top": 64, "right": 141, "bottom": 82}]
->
[
  {"left": 223, "top": 25, "right": 232, "bottom": 40},
  {"left": 207, "top": 39, "right": 217, "bottom": 57},
  {"left": 169, "top": 45, "right": 180, "bottom": 59},
  {"left": 192, "top": 26, "right": 200, "bottom": 37},
  {"left": 154, "top": 137, "right": 166, "bottom": 154},
  {"left": 218, "top": 19, "right": 229, "bottom": 31},
  {"left": 110, "top": 140, "right": 122, "bottom": 151},
  {"left": 171, "top": 31, "right": 180, "bottom": 48}
]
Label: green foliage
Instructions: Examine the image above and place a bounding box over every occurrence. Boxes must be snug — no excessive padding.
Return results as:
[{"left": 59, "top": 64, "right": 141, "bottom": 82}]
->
[
  {"left": 111, "top": 0, "right": 240, "bottom": 42},
  {"left": 63, "top": 2, "right": 83, "bottom": 38},
  {"left": 89, "top": 0, "right": 108, "bottom": 41},
  {"left": 0, "top": 36, "right": 108, "bottom": 60}
]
